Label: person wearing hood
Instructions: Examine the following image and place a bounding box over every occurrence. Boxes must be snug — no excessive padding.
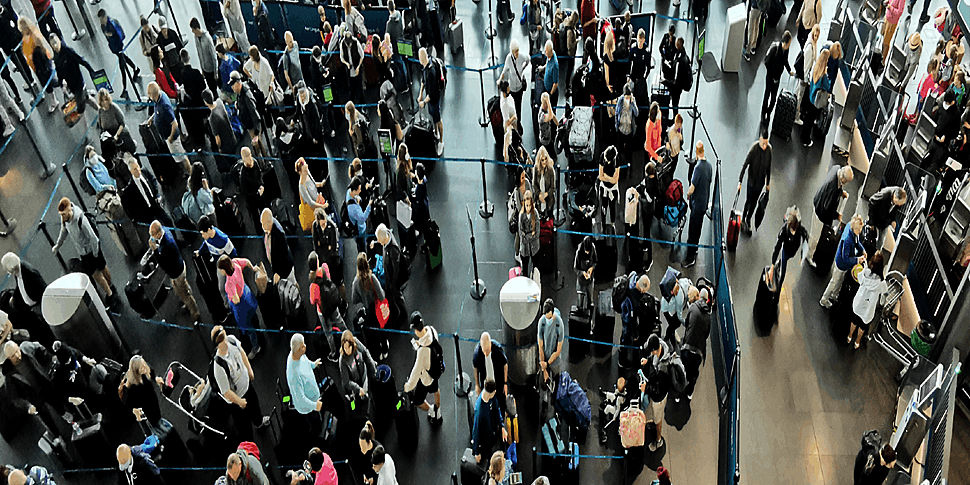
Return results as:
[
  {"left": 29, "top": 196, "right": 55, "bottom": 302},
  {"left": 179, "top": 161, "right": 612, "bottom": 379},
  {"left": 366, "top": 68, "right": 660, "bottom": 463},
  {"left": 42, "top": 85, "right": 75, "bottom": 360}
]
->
[
  {"left": 848, "top": 251, "right": 888, "bottom": 349},
  {"left": 403, "top": 312, "right": 443, "bottom": 423},
  {"left": 1, "top": 253, "right": 48, "bottom": 319},
  {"left": 573, "top": 236, "right": 597, "bottom": 307},
  {"left": 296, "top": 84, "right": 329, "bottom": 161},
  {"left": 679, "top": 286, "right": 711, "bottom": 402},
  {"left": 659, "top": 267, "right": 692, "bottom": 341}
]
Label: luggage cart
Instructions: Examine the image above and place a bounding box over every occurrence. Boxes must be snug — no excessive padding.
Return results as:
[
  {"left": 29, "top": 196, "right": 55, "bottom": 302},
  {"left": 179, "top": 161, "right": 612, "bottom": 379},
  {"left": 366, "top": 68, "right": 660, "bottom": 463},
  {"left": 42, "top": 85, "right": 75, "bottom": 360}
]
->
[
  {"left": 868, "top": 271, "right": 919, "bottom": 379},
  {"left": 159, "top": 362, "right": 226, "bottom": 437}
]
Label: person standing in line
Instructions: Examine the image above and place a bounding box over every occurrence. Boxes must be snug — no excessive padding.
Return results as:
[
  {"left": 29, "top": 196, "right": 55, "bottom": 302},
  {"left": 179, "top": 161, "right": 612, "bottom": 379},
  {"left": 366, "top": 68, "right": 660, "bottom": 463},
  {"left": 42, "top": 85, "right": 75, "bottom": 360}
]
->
[
  {"left": 795, "top": 25, "right": 820, "bottom": 125},
  {"left": 418, "top": 48, "right": 444, "bottom": 148},
  {"left": 881, "top": 0, "right": 905, "bottom": 63},
  {"left": 537, "top": 298, "right": 564, "bottom": 386},
  {"left": 210, "top": 325, "right": 272, "bottom": 439},
  {"left": 98, "top": 10, "right": 141, "bottom": 101},
  {"left": 820, "top": 214, "right": 867, "bottom": 308},
  {"left": 190, "top": 18, "right": 219, "bottom": 93},
  {"left": 346, "top": 177, "right": 372, "bottom": 253},
  {"left": 638, "top": 333, "right": 685, "bottom": 452},
  {"left": 218, "top": 255, "right": 261, "bottom": 356},
  {"left": 541, "top": 40, "right": 559, "bottom": 106},
  {"left": 472, "top": 379, "right": 508, "bottom": 464},
  {"left": 848, "top": 251, "right": 887, "bottom": 349},
  {"left": 371, "top": 446, "right": 398, "bottom": 485},
  {"left": 0, "top": 253, "right": 47, "bottom": 315},
  {"left": 286, "top": 333, "right": 324, "bottom": 436},
  {"left": 679, "top": 287, "right": 711, "bottom": 401},
  {"left": 574, "top": 237, "right": 597, "bottom": 305},
  {"left": 615, "top": 83, "right": 639, "bottom": 168},
  {"left": 116, "top": 442, "right": 165, "bottom": 485},
  {"left": 668, "top": 38, "right": 691, "bottom": 118},
  {"left": 52, "top": 197, "right": 113, "bottom": 298},
  {"left": 371, "top": 225, "right": 405, "bottom": 325},
  {"left": 761, "top": 31, "right": 795, "bottom": 124},
  {"left": 771, "top": 206, "right": 811, "bottom": 279},
  {"left": 260, "top": 208, "right": 295, "bottom": 284},
  {"left": 403, "top": 312, "right": 443, "bottom": 423},
  {"left": 155, "top": 17, "right": 183, "bottom": 83},
  {"left": 867, "top": 186, "right": 906, "bottom": 244},
  {"left": 146, "top": 82, "right": 191, "bottom": 176},
  {"left": 795, "top": 0, "right": 821, "bottom": 50},
  {"left": 222, "top": 0, "right": 251, "bottom": 54},
  {"left": 281, "top": 31, "right": 304, "bottom": 91},
  {"left": 737, "top": 129, "right": 772, "bottom": 233},
  {"left": 806, "top": 165, "right": 852, "bottom": 265},
  {"left": 683, "top": 142, "right": 713, "bottom": 268},
  {"left": 138, "top": 16, "right": 158, "bottom": 64},
  {"left": 498, "top": 39, "right": 527, "bottom": 119},
  {"left": 472, "top": 332, "right": 509, "bottom": 410},
  {"left": 19, "top": 17, "right": 59, "bottom": 113},
  {"left": 744, "top": 0, "right": 767, "bottom": 61},
  {"left": 179, "top": 48, "right": 209, "bottom": 150},
  {"left": 517, "top": 190, "right": 540, "bottom": 276},
  {"left": 800, "top": 48, "right": 832, "bottom": 147},
  {"left": 901, "top": 33, "right": 923, "bottom": 92},
  {"left": 351, "top": 254, "right": 388, "bottom": 359},
  {"left": 122, "top": 157, "right": 172, "bottom": 226},
  {"left": 226, "top": 448, "right": 270, "bottom": 485},
  {"left": 230, "top": 71, "right": 262, "bottom": 148},
  {"left": 147, "top": 220, "right": 201, "bottom": 321},
  {"left": 216, "top": 44, "right": 241, "bottom": 93},
  {"left": 204, "top": 88, "right": 239, "bottom": 170}
]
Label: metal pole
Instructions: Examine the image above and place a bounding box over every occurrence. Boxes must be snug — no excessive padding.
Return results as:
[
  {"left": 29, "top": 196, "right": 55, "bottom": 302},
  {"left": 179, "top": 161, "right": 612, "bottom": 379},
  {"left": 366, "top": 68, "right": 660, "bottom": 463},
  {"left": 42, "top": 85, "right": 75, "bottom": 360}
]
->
[
  {"left": 485, "top": 0, "right": 496, "bottom": 65},
  {"left": 62, "top": 164, "right": 88, "bottom": 212},
  {"left": 478, "top": 69, "right": 489, "bottom": 127},
  {"left": 479, "top": 158, "right": 494, "bottom": 218},
  {"left": 56, "top": 5, "right": 84, "bottom": 41},
  {"left": 553, "top": 163, "right": 564, "bottom": 227},
  {"left": 22, "top": 124, "right": 55, "bottom": 179},
  {"left": 452, "top": 333, "right": 473, "bottom": 396},
  {"left": 39, "top": 220, "right": 68, "bottom": 271},
  {"left": 687, "top": 23, "right": 702, "bottom": 180},
  {"left": 165, "top": 0, "right": 185, "bottom": 43},
  {"left": 0, "top": 205, "right": 16, "bottom": 236},
  {"left": 72, "top": 0, "right": 94, "bottom": 41},
  {"left": 467, "top": 206, "right": 486, "bottom": 300},
  {"left": 194, "top": 321, "right": 212, "bottom": 356}
]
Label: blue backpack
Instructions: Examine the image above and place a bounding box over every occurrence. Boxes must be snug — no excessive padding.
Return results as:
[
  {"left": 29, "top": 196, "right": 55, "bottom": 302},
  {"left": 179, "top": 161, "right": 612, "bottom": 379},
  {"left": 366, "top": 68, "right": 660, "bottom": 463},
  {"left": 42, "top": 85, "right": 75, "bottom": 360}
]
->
[{"left": 111, "top": 18, "right": 126, "bottom": 42}]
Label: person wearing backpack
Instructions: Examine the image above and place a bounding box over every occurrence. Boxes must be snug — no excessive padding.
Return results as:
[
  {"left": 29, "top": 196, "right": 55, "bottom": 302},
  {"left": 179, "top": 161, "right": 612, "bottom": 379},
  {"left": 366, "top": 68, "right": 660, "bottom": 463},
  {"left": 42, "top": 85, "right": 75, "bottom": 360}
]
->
[
  {"left": 98, "top": 10, "right": 140, "bottom": 101},
  {"left": 678, "top": 286, "right": 710, "bottom": 402},
  {"left": 667, "top": 38, "right": 692, "bottom": 118},
  {"left": 210, "top": 326, "right": 271, "bottom": 440},
  {"left": 404, "top": 312, "right": 444, "bottom": 423},
  {"left": 372, "top": 224, "right": 407, "bottom": 326},
  {"left": 618, "top": 273, "right": 654, "bottom": 344},
  {"left": 659, "top": 267, "right": 693, "bottom": 341},
  {"left": 472, "top": 332, "right": 509, "bottom": 410},
  {"left": 637, "top": 334, "right": 686, "bottom": 452},
  {"left": 853, "top": 440, "right": 896, "bottom": 485},
  {"left": 760, "top": 31, "right": 795, "bottom": 124},
  {"left": 418, "top": 48, "right": 444, "bottom": 150},
  {"left": 615, "top": 82, "right": 639, "bottom": 168},
  {"left": 346, "top": 178, "right": 373, "bottom": 253},
  {"left": 227, "top": 446, "right": 270, "bottom": 485},
  {"left": 115, "top": 442, "right": 163, "bottom": 485}
]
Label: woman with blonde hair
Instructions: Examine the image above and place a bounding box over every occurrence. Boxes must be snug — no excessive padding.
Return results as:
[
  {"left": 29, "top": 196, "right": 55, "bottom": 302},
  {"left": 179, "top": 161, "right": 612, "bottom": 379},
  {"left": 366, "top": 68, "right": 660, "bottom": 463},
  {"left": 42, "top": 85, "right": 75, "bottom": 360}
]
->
[
  {"left": 118, "top": 355, "right": 163, "bottom": 427},
  {"left": 486, "top": 451, "right": 508, "bottom": 485},
  {"left": 537, "top": 92, "right": 558, "bottom": 157},
  {"left": 19, "top": 17, "right": 59, "bottom": 113},
  {"left": 602, "top": 29, "right": 619, "bottom": 97},
  {"left": 296, "top": 157, "right": 330, "bottom": 231},
  {"left": 800, "top": 48, "right": 831, "bottom": 147},
  {"left": 533, "top": 147, "right": 556, "bottom": 219}
]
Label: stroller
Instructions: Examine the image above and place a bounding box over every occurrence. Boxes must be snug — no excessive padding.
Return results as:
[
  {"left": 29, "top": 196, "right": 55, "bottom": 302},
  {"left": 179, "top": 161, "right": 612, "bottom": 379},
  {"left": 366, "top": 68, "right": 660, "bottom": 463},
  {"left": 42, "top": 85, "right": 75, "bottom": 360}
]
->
[
  {"left": 159, "top": 362, "right": 227, "bottom": 439},
  {"left": 662, "top": 179, "right": 688, "bottom": 240}
]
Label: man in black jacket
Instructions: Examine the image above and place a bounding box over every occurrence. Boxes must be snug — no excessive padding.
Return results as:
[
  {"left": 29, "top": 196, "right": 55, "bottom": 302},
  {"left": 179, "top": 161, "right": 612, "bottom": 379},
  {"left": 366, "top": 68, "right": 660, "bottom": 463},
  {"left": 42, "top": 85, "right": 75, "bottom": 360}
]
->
[
  {"left": 666, "top": 38, "right": 691, "bottom": 118},
  {"left": 260, "top": 208, "right": 294, "bottom": 284},
  {"left": 122, "top": 157, "right": 172, "bottom": 227},
  {"left": 156, "top": 17, "right": 183, "bottom": 83},
  {"left": 867, "top": 186, "right": 906, "bottom": 242},
  {"left": 179, "top": 49, "right": 209, "bottom": 150},
  {"left": 116, "top": 442, "right": 165, "bottom": 485},
  {"left": 472, "top": 332, "right": 509, "bottom": 410},
  {"left": 807, "top": 165, "right": 853, "bottom": 266},
  {"left": 204, "top": 88, "right": 238, "bottom": 173},
  {"left": 230, "top": 71, "right": 262, "bottom": 142},
  {"left": 1, "top": 254, "right": 46, "bottom": 314},
  {"left": 0, "top": 3, "right": 32, "bottom": 103},
  {"left": 148, "top": 220, "right": 200, "bottom": 322},
  {"left": 738, "top": 129, "right": 772, "bottom": 232},
  {"left": 238, "top": 147, "right": 266, "bottom": 228},
  {"left": 761, "top": 30, "right": 794, "bottom": 123},
  {"left": 923, "top": 89, "right": 962, "bottom": 213},
  {"left": 678, "top": 287, "right": 711, "bottom": 402},
  {"left": 372, "top": 224, "right": 406, "bottom": 325}
]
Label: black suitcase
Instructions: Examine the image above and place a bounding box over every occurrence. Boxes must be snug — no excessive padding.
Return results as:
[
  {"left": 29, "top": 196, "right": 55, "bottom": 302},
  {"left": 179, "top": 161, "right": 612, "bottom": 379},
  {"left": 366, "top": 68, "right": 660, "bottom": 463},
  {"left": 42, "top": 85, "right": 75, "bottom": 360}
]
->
[
  {"left": 568, "top": 305, "right": 591, "bottom": 362},
  {"left": 593, "top": 291, "right": 615, "bottom": 356},
  {"left": 594, "top": 224, "right": 618, "bottom": 283},
  {"left": 138, "top": 122, "right": 178, "bottom": 185},
  {"left": 405, "top": 110, "right": 438, "bottom": 168},
  {"left": 833, "top": 269, "right": 861, "bottom": 316},
  {"left": 754, "top": 267, "right": 780, "bottom": 334},
  {"left": 394, "top": 391, "right": 419, "bottom": 448},
  {"left": 213, "top": 192, "right": 244, "bottom": 236},
  {"left": 814, "top": 222, "right": 843, "bottom": 271},
  {"left": 487, "top": 95, "right": 503, "bottom": 145},
  {"left": 814, "top": 102, "right": 833, "bottom": 139},
  {"left": 772, "top": 89, "right": 797, "bottom": 141},
  {"left": 425, "top": 220, "right": 443, "bottom": 271},
  {"left": 623, "top": 445, "right": 645, "bottom": 480},
  {"left": 372, "top": 365, "right": 397, "bottom": 434},
  {"left": 194, "top": 253, "right": 229, "bottom": 323}
]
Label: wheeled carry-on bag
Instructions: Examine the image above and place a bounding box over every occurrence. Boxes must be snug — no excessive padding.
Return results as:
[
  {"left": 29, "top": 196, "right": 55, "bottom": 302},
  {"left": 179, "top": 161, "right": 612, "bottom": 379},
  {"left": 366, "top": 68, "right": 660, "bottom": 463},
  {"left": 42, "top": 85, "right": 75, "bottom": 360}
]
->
[
  {"left": 568, "top": 106, "right": 595, "bottom": 164},
  {"left": 593, "top": 291, "right": 615, "bottom": 356},
  {"left": 755, "top": 266, "right": 780, "bottom": 333},
  {"left": 727, "top": 189, "right": 741, "bottom": 250},
  {"left": 772, "top": 79, "right": 797, "bottom": 141},
  {"left": 568, "top": 305, "right": 591, "bottom": 362},
  {"left": 448, "top": 19, "right": 464, "bottom": 53},
  {"left": 394, "top": 391, "right": 419, "bottom": 447}
]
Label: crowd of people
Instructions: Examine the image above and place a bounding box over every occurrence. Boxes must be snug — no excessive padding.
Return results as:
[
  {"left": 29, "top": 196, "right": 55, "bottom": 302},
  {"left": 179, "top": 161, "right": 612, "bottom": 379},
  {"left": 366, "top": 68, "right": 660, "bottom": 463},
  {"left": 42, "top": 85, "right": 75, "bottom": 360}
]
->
[{"left": 0, "top": 0, "right": 943, "bottom": 482}]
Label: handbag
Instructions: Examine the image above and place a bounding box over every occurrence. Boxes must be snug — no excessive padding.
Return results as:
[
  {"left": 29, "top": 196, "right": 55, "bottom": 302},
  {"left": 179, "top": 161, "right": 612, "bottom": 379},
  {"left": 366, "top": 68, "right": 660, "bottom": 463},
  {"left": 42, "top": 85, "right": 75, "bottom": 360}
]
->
[
  {"left": 373, "top": 285, "right": 390, "bottom": 328},
  {"left": 396, "top": 199, "right": 413, "bottom": 227},
  {"left": 268, "top": 80, "right": 285, "bottom": 106},
  {"left": 618, "top": 400, "right": 646, "bottom": 448},
  {"left": 507, "top": 193, "right": 518, "bottom": 234}
]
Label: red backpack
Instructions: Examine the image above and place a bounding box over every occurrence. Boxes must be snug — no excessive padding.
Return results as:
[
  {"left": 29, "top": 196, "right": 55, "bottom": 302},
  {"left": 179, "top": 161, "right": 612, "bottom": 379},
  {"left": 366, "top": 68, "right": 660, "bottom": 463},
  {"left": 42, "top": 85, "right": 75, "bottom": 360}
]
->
[
  {"left": 665, "top": 180, "right": 684, "bottom": 206},
  {"left": 237, "top": 441, "right": 260, "bottom": 461}
]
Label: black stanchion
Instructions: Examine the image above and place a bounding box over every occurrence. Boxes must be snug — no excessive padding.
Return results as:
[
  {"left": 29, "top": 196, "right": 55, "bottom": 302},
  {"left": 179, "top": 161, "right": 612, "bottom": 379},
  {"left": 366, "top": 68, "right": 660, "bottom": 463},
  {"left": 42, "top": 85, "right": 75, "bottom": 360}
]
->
[
  {"left": 59, "top": 4, "right": 86, "bottom": 41},
  {"left": 553, "top": 163, "right": 565, "bottom": 227},
  {"left": 478, "top": 158, "right": 494, "bottom": 218},
  {"left": 467, "top": 206, "right": 486, "bottom": 299},
  {"left": 0, "top": 205, "right": 16, "bottom": 236},
  {"left": 62, "top": 163, "right": 88, "bottom": 212},
  {"left": 71, "top": 0, "right": 94, "bottom": 41},
  {"left": 194, "top": 321, "right": 212, "bottom": 357},
  {"left": 478, "top": 69, "right": 489, "bottom": 128},
  {"left": 39, "top": 220, "right": 68, "bottom": 271},
  {"left": 484, "top": 0, "right": 496, "bottom": 65},
  {"left": 551, "top": 227, "right": 564, "bottom": 290},
  {"left": 164, "top": 0, "right": 185, "bottom": 42},
  {"left": 452, "top": 333, "right": 473, "bottom": 396},
  {"left": 22, "top": 124, "right": 55, "bottom": 179}
]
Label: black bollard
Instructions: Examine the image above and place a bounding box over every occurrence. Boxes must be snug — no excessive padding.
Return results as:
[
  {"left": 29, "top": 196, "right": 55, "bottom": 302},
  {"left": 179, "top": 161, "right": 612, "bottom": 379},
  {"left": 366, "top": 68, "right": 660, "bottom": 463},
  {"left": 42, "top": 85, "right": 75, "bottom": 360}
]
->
[
  {"left": 479, "top": 158, "right": 494, "bottom": 219},
  {"left": 39, "top": 220, "right": 68, "bottom": 271},
  {"left": 62, "top": 164, "right": 88, "bottom": 212}
]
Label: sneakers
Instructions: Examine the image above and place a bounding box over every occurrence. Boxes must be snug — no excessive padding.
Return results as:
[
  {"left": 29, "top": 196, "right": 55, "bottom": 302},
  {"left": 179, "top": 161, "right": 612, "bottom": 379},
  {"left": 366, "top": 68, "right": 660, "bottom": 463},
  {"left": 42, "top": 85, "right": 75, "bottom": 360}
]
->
[
  {"left": 794, "top": 118, "right": 804, "bottom": 125},
  {"left": 743, "top": 51, "right": 752, "bottom": 62},
  {"left": 803, "top": 140, "right": 814, "bottom": 148},
  {"left": 327, "top": 351, "right": 339, "bottom": 363},
  {"left": 804, "top": 258, "right": 817, "bottom": 268},
  {"left": 672, "top": 0, "right": 681, "bottom": 6},
  {"left": 681, "top": 259, "right": 696, "bottom": 269},
  {"left": 427, "top": 404, "right": 436, "bottom": 419},
  {"left": 427, "top": 404, "right": 443, "bottom": 423},
  {"left": 258, "top": 416, "right": 271, "bottom": 428},
  {"left": 247, "top": 345, "right": 262, "bottom": 360},
  {"left": 819, "top": 298, "right": 833, "bottom": 309},
  {"left": 647, "top": 437, "right": 664, "bottom": 452}
]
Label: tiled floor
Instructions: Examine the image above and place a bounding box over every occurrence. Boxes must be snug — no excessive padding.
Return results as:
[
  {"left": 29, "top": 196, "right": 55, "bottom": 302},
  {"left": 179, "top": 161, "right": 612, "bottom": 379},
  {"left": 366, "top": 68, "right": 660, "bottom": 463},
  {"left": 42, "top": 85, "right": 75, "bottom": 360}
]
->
[{"left": 0, "top": 0, "right": 967, "bottom": 484}]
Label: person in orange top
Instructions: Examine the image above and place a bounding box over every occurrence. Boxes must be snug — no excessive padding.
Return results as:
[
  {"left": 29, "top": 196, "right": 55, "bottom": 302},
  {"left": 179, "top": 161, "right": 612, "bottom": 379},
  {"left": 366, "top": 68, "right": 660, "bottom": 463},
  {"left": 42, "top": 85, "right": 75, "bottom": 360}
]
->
[
  {"left": 18, "top": 17, "right": 59, "bottom": 113},
  {"left": 643, "top": 102, "right": 663, "bottom": 162}
]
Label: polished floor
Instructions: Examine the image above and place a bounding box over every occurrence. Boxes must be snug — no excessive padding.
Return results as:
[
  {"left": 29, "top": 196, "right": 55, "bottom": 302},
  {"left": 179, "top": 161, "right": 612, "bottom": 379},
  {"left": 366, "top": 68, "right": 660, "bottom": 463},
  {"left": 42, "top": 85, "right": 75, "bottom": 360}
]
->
[{"left": 0, "top": 0, "right": 967, "bottom": 484}]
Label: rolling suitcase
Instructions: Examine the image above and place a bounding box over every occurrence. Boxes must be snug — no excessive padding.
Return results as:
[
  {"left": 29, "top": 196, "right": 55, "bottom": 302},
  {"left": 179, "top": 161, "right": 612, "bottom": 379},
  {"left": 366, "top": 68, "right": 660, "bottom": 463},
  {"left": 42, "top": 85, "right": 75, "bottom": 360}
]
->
[
  {"left": 448, "top": 19, "right": 464, "bottom": 53},
  {"left": 362, "top": 35, "right": 380, "bottom": 88},
  {"left": 772, "top": 85, "right": 797, "bottom": 141},
  {"left": 727, "top": 189, "right": 741, "bottom": 250},
  {"left": 813, "top": 222, "right": 843, "bottom": 271},
  {"left": 487, "top": 95, "right": 504, "bottom": 144},
  {"left": 405, "top": 108, "right": 438, "bottom": 164},
  {"left": 394, "top": 391, "right": 419, "bottom": 447},
  {"left": 593, "top": 224, "right": 617, "bottom": 283},
  {"left": 568, "top": 106, "right": 595, "bottom": 165},
  {"left": 568, "top": 305, "right": 591, "bottom": 362},
  {"left": 424, "top": 220, "right": 443, "bottom": 271},
  {"left": 754, "top": 266, "right": 780, "bottom": 334},
  {"left": 213, "top": 192, "right": 244, "bottom": 236},
  {"left": 814, "top": 102, "right": 833, "bottom": 139},
  {"left": 593, "top": 291, "right": 615, "bottom": 356},
  {"left": 194, "top": 253, "right": 229, "bottom": 323},
  {"left": 138, "top": 121, "right": 178, "bottom": 185}
]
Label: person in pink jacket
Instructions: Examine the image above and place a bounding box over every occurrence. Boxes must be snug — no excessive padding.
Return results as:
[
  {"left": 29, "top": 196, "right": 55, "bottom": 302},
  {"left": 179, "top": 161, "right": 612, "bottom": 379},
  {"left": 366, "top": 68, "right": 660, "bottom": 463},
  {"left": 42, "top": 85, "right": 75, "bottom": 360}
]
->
[{"left": 882, "top": 0, "right": 905, "bottom": 63}]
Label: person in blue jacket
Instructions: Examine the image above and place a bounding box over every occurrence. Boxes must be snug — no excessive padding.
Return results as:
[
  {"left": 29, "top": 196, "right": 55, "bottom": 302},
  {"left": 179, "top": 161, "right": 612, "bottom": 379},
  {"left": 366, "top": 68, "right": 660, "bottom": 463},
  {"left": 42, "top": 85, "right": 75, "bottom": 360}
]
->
[
  {"left": 820, "top": 214, "right": 867, "bottom": 308},
  {"left": 346, "top": 177, "right": 372, "bottom": 253},
  {"left": 471, "top": 379, "right": 507, "bottom": 465},
  {"left": 148, "top": 220, "right": 201, "bottom": 322},
  {"left": 216, "top": 43, "right": 241, "bottom": 93},
  {"left": 97, "top": 9, "right": 140, "bottom": 101}
]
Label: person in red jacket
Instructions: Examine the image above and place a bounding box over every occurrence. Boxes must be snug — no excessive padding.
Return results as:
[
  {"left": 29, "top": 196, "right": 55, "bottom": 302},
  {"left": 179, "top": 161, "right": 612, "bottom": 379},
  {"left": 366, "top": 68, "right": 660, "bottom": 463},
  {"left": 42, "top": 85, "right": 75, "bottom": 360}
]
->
[
  {"left": 580, "top": 0, "right": 597, "bottom": 41},
  {"left": 29, "top": 0, "right": 61, "bottom": 39}
]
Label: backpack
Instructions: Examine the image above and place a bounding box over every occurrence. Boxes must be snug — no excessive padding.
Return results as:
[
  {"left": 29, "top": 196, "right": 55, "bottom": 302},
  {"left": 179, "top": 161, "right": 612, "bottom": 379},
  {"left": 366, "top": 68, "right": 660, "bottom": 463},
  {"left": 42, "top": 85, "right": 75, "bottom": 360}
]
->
[
  {"left": 861, "top": 429, "right": 881, "bottom": 451},
  {"left": 618, "top": 98, "right": 635, "bottom": 135},
  {"left": 427, "top": 333, "right": 445, "bottom": 379},
  {"left": 278, "top": 277, "right": 303, "bottom": 317},
  {"left": 666, "top": 180, "right": 684, "bottom": 205},
  {"left": 611, "top": 271, "right": 636, "bottom": 313},
  {"left": 678, "top": 55, "right": 693, "bottom": 91},
  {"left": 111, "top": 18, "right": 126, "bottom": 42},
  {"left": 339, "top": 200, "right": 359, "bottom": 237},
  {"left": 669, "top": 355, "right": 687, "bottom": 393},
  {"left": 237, "top": 441, "right": 261, "bottom": 461},
  {"left": 28, "top": 466, "right": 55, "bottom": 485},
  {"left": 318, "top": 278, "right": 341, "bottom": 317},
  {"left": 433, "top": 58, "right": 447, "bottom": 91},
  {"left": 181, "top": 190, "right": 204, "bottom": 224},
  {"left": 79, "top": 166, "right": 97, "bottom": 196},
  {"left": 207, "top": 352, "right": 233, "bottom": 394},
  {"left": 389, "top": 244, "right": 411, "bottom": 287},
  {"left": 225, "top": 104, "right": 244, "bottom": 138}
]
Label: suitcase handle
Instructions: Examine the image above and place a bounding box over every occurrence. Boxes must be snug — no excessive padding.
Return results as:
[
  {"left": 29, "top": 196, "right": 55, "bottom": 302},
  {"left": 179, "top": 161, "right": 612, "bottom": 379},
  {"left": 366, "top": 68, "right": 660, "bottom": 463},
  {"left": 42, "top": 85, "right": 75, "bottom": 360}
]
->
[{"left": 732, "top": 186, "right": 741, "bottom": 210}]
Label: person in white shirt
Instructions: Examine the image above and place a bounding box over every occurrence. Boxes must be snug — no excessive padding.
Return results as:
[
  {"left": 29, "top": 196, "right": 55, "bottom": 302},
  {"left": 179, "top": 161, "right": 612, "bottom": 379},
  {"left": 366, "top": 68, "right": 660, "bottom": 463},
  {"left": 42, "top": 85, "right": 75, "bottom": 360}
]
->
[
  {"left": 498, "top": 79, "right": 516, "bottom": 132},
  {"left": 403, "top": 312, "right": 443, "bottom": 423},
  {"left": 210, "top": 326, "right": 270, "bottom": 439},
  {"left": 371, "top": 446, "right": 398, "bottom": 485},
  {"left": 243, "top": 46, "right": 277, "bottom": 109}
]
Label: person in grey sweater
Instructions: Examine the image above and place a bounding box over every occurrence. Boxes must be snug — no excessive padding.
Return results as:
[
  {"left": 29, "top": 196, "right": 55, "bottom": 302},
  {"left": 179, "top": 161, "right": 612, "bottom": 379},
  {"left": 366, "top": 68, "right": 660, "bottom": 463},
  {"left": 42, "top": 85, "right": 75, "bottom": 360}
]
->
[
  {"left": 517, "top": 190, "right": 541, "bottom": 277},
  {"left": 226, "top": 448, "right": 269, "bottom": 485},
  {"left": 52, "top": 197, "right": 113, "bottom": 297},
  {"left": 338, "top": 330, "right": 377, "bottom": 413},
  {"left": 351, "top": 252, "right": 388, "bottom": 359},
  {"left": 190, "top": 18, "right": 219, "bottom": 92}
]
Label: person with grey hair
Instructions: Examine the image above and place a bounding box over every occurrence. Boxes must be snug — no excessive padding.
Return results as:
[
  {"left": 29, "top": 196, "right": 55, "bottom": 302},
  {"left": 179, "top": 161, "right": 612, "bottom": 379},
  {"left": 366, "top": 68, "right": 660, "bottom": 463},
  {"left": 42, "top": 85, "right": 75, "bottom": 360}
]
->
[
  {"left": 772, "top": 206, "right": 810, "bottom": 279},
  {"left": 1, "top": 253, "right": 47, "bottom": 314},
  {"left": 678, "top": 285, "right": 711, "bottom": 402},
  {"left": 121, "top": 156, "right": 172, "bottom": 227},
  {"left": 499, "top": 39, "right": 529, "bottom": 130},
  {"left": 286, "top": 332, "right": 324, "bottom": 436},
  {"left": 281, "top": 31, "right": 303, "bottom": 90},
  {"left": 370, "top": 224, "right": 406, "bottom": 325},
  {"left": 807, "top": 165, "right": 854, "bottom": 266}
]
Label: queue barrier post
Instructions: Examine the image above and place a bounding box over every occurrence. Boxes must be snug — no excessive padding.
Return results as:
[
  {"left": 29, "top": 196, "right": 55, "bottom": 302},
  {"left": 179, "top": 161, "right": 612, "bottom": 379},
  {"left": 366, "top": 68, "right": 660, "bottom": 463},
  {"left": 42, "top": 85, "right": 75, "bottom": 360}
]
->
[
  {"left": 0, "top": 205, "right": 16, "bottom": 237},
  {"left": 22, "top": 123, "right": 55, "bottom": 179},
  {"left": 453, "top": 333, "right": 473, "bottom": 397},
  {"left": 478, "top": 69, "right": 489, "bottom": 128},
  {"left": 62, "top": 164, "right": 88, "bottom": 213},
  {"left": 39, "top": 220, "right": 68, "bottom": 271},
  {"left": 479, "top": 158, "right": 494, "bottom": 219}
]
